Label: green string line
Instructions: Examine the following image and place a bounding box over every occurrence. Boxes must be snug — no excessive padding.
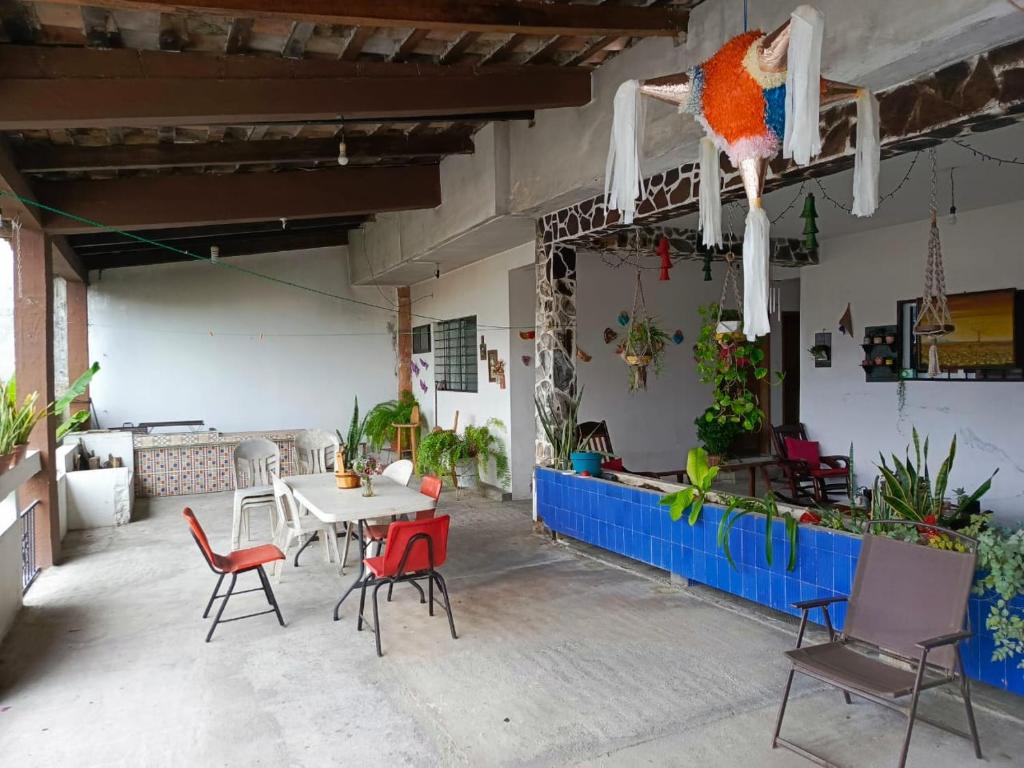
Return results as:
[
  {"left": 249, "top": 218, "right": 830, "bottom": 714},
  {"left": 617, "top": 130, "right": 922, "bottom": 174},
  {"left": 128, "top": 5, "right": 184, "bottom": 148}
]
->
[{"left": 0, "top": 188, "right": 536, "bottom": 332}]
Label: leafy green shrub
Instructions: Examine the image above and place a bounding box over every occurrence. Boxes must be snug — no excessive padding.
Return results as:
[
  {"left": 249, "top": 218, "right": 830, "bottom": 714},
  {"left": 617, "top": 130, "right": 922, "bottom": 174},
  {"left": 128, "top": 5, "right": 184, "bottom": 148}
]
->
[{"left": 363, "top": 391, "right": 423, "bottom": 450}]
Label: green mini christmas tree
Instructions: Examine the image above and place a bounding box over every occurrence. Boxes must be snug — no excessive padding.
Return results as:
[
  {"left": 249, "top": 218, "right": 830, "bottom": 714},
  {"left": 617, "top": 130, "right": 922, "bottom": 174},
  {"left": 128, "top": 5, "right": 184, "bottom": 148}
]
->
[{"left": 801, "top": 193, "right": 819, "bottom": 251}]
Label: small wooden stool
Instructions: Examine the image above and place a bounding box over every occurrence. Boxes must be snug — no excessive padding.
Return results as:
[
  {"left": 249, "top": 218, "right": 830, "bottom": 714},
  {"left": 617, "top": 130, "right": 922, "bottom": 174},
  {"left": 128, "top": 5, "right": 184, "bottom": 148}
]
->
[{"left": 393, "top": 405, "right": 421, "bottom": 467}]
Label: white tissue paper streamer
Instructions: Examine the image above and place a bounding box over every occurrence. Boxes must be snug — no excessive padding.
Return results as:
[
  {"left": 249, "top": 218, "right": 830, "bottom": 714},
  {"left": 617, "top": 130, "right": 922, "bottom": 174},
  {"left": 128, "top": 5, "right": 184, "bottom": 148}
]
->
[
  {"left": 699, "top": 137, "right": 724, "bottom": 248},
  {"left": 743, "top": 206, "right": 772, "bottom": 341},
  {"left": 783, "top": 5, "right": 824, "bottom": 166},
  {"left": 852, "top": 89, "right": 881, "bottom": 217},
  {"left": 604, "top": 79, "right": 646, "bottom": 225}
]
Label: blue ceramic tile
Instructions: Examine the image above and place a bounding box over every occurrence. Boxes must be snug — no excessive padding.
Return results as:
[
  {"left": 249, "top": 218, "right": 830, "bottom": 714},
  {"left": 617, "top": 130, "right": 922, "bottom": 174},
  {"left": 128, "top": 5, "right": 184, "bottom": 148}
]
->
[
  {"left": 755, "top": 568, "right": 770, "bottom": 604},
  {"left": 815, "top": 551, "right": 834, "bottom": 591},
  {"left": 692, "top": 549, "right": 707, "bottom": 584},
  {"left": 834, "top": 554, "right": 852, "bottom": 595}
]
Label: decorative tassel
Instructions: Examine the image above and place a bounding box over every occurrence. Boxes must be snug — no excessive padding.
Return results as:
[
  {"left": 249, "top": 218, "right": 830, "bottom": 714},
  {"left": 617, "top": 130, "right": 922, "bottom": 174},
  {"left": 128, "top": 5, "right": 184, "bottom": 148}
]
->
[
  {"left": 742, "top": 205, "right": 771, "bottom": 341},
  {"left": 783, "top": 5, "right": 824, "bottom": 166},
  {"left": 852, "top": 88, "right": 881, "bottom": 217},
  {"left": 604, "top": 79, "right": 646, "bottom": 225},
  {"left": 698, "top": 137, "right": 723, "bottom": 248},
  {"left": 927, "top": 338, "right": 941, "bottom": 377},
  {"left": 657, "top": 236, "right": 671, "bottom": 281}
]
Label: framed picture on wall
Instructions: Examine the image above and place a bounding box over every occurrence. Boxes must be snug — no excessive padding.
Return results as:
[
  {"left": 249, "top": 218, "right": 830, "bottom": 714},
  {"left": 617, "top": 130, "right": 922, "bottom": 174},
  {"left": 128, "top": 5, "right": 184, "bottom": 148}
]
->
[{"left": 487, "top": 349, "right": 499, "bottom": 382}]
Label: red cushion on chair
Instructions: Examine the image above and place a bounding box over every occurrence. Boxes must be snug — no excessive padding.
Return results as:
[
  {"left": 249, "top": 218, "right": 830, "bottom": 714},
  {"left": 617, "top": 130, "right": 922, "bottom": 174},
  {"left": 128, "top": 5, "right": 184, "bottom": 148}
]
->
[
  {"left": 221, "top": 544, "right": 285, "bottom": 573},
  {"left": 601, "top": 457, "right": 625, "bottom": 471},
  {"left": 785, "top": 437, "right": 821, "bottom": 466},
  {"left": 809, "top": 467, "right": 848, "bottom": 478}
]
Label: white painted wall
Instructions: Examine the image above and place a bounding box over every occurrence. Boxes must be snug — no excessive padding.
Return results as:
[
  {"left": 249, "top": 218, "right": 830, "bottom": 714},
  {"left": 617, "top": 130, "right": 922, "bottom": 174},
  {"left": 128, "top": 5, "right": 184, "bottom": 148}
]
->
[
  {"left": 508, "top": 264, "right": 536, "bottom": 499},
  {"left": 0, "top": 513, "right": 21, "bottom": 643},
  {"left": 576, "top": 254, "right": 721, "bottom": 471},
  {"left": 801, "top": 199, "right": 1024, "bottom": 524},
  {"left": 87, "top": 247, "right": 398, "bottom": 433},
  {"left": 410, "top": 242, "right": 534, "bottom": 492}
]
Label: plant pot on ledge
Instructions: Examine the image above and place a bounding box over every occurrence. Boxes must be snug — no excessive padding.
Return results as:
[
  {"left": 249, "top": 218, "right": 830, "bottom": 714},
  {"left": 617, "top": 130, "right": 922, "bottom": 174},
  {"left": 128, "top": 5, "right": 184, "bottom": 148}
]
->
[
  {"left": 0, "top": 444, "right": 28, "bottom": 476},
  {"left": 454, "top": 457, "right": 479, "bottom": 490}
]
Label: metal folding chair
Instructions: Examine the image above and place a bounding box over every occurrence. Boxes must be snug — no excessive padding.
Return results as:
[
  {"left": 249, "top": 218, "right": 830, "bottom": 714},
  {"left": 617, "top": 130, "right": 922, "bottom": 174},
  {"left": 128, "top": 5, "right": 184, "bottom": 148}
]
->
[{"left": 772, "top": 520, "right": 982, "bottom": 768}]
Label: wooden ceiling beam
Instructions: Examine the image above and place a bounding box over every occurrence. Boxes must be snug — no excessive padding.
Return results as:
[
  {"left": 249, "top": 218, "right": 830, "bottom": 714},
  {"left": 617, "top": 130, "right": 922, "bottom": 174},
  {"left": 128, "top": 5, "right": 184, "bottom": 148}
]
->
[
  {"left": 282, "top": 20, "right": 316, "bottom": 59},
  {"left": 224, "top": 17, "right": 252, "bottom": 53},
  {"left": 36, "top": 164, "right": 441, "bottom": 233},
  {"left": 81, "top": 228, "right": 354, "bottom": 270},
  {"left": 70, "top": 216, "right": 365, "bottom": 250},
  {"left": 0, "top": 46, "right": 591, "bottom": 128},
  {"left": 39, "top": 1, "right": 688, "bottom": 37},
  {"left": 438, "top": 32, "right": 480, "bottom": 65},
  {"left": 16, "top": 133, "right": 474, "bottom": 172},
  {"left": 339, "top": 25, "right": 374, "bottom": 61},
  {"left": 0, "top": 136, "right": 44, "bottom": 229},
  {"left": 390, "top": 28, "right": 428, "bottom": 63}
]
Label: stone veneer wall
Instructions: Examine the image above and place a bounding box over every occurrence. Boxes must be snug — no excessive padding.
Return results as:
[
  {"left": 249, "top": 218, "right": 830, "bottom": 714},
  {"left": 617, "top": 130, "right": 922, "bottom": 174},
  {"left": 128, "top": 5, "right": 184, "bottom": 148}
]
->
[
  {"left": 536, "top": 467, "right": 1024, "bottom": 696},
  {"left": 534, "top": 237, "right": 577, "bottom": 464},
  {"left": 133, "top": 430, "right": 298, "bottom": 498}
]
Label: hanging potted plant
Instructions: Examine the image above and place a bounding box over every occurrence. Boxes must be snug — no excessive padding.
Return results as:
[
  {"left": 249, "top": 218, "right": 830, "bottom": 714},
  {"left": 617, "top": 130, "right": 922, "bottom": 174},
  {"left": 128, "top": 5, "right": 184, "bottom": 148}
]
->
[
  {"left": 694, "top": 304, "right": 776, "bottom": 436},
  {"left": 621, "top": 317, "right": 669, "bottom": 391}
]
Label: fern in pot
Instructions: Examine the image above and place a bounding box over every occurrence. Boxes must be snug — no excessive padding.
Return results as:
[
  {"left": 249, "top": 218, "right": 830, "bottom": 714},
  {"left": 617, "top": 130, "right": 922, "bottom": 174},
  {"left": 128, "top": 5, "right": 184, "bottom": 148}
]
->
[
  {"left": 417, "top": 419, "right": 510, "bottom": 490},
  {"left": 363, "top": 390, "right": 423, "bottom": 451}
]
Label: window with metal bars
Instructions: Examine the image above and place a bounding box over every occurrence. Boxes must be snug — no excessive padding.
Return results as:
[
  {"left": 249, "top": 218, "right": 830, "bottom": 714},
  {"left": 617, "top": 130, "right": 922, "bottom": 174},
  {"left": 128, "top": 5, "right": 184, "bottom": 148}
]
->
[
  {"left": 434, "top": 316, "right": 478, "bottom": 392},
  {"left": 412, "top": 323, "right": 431, "bottom": 354}
]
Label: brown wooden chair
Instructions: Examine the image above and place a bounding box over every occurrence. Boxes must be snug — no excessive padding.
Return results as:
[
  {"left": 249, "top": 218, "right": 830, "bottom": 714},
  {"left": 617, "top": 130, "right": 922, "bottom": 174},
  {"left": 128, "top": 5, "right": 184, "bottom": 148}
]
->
[
  {"left": 576, "top": 420, "right": 685, "bottom": 482},
  {"left": 770, "top": 423, "right": 849, "bottom": 504},
  {"left": 772, "top": 520, "right": 982, "bottom": 768}
]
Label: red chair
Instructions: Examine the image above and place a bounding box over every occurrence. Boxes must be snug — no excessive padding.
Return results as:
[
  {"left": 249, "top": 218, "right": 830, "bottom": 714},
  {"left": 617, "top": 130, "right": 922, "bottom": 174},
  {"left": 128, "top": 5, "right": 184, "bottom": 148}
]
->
[
  {"left": 183, "top": 508, "right": 286, "bottom": 642},
  {"left": 364, "top": 475, "right": 444, "bottom": 604},
  {"left": 357, "top": 515, "right": 457, "bottom": 657},
  {"left": 770, "top": 424, "right": 850, "bottom": 504}
]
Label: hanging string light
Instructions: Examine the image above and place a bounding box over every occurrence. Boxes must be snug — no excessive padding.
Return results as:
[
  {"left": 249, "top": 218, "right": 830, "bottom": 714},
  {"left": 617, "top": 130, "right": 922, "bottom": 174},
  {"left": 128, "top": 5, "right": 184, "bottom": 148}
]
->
[{"left": 912, "top": 149, "right": 955, "bottom": 377}]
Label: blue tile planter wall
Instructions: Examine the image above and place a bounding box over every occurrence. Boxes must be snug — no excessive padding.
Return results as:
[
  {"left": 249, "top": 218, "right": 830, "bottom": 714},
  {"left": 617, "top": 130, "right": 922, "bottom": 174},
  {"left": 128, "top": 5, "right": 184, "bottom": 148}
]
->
[{"left": 536, "top": 467, "right": 1024, "bottom": 696}]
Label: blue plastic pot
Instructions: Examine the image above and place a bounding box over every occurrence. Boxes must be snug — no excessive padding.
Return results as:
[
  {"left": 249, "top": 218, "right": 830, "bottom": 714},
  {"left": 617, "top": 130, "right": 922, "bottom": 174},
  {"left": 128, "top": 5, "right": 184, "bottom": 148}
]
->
[{"left": 570, "top": 451, "right": 603, "bottom": 477}]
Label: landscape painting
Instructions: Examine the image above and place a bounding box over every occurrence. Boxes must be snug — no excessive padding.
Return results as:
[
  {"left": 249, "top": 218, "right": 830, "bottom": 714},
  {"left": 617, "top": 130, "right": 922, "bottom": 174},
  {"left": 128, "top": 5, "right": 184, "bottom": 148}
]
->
[{"left": 919, "top": 288, "right": 1016, "bottom": 369}]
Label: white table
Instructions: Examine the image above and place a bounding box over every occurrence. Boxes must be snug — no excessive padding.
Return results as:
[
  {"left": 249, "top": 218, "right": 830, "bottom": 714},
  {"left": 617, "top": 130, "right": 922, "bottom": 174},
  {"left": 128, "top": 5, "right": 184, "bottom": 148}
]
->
[
  {"left": 286, "top": 473, "right": 434, "bottom": 525},
  {"left": 284, "top": 473, "right": 435, "bottom": 618}
]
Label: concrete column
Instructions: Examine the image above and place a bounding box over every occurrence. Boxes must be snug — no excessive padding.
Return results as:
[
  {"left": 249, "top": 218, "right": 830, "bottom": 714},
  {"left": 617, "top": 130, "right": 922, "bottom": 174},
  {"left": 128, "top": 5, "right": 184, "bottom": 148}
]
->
[
  {"left": 66, "top": 278, "right": 90, "bottom": 424},
  {"left": 13, "top": 228, "right": 60, "bottom": 567},
  {"left": 397, "top": 286, "right": 412, "bottom": 396}
]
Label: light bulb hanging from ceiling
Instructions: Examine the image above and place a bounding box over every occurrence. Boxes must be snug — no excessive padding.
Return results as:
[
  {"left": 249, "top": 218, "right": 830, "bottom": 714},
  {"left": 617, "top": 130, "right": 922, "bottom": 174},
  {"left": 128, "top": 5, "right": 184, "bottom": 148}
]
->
[{"left": 337, "top": 123, "right": 349, "bottom": 166}]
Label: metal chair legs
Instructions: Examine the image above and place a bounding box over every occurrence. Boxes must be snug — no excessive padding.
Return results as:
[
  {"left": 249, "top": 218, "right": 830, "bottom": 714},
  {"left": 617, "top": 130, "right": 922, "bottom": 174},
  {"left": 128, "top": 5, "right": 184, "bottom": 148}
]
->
[
  {"left": 356, "top": 569, "right": 457, "bottom": 657},
  {"left": 204, "top": 566, "right": 285, "bottom": 642}
]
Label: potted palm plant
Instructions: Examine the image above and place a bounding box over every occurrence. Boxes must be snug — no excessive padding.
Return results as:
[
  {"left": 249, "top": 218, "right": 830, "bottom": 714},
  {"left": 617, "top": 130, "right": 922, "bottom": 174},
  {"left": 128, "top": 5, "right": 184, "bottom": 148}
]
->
[{"left": 1, "top": 362, "right": 99, "bottom": 474}]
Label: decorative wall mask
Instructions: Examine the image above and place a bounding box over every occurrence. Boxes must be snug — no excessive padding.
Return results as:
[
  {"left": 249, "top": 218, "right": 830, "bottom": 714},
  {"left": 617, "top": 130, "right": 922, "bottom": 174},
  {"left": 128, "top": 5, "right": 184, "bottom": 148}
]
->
[
  {"left": 603, "top": 327, "right": 619, "bottom": 344},
  {"left": 617, "top": 311, "right": 630, "bottom": 327}
]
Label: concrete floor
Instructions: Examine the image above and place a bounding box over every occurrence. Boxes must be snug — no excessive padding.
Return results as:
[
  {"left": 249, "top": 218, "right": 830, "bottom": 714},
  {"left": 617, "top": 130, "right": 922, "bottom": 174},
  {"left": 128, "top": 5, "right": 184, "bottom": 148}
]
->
[{"left": 1, "top": 490, "right": 1022, "bottom": 768}]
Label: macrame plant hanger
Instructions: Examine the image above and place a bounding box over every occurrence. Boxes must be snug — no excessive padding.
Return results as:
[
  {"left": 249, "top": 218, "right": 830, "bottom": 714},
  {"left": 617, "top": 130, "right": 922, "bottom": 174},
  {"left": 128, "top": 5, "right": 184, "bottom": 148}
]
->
[
  {"left": 912, "top": 149, "right": 954, "bottom": 377},
  {"left": 624, "top": 260, "right": 655, "bottom": 391},
  {"left": 715, "top": 254, "right": 745, "bottom": 346}
]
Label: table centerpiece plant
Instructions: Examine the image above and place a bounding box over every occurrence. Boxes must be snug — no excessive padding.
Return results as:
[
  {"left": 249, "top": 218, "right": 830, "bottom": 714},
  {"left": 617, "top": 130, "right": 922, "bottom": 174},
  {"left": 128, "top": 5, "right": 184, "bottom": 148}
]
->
[{"left": 351, "top": 456, "right": 382, "bottom": 497}]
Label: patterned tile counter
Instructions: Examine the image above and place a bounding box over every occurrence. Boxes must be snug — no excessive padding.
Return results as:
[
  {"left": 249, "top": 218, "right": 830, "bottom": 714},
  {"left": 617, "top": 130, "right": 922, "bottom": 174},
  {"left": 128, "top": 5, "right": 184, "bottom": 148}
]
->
[
  {"left": 536, "top": 466, "right": 1024, "bottom": 697},
  {"left": 133, "top": 430, "right": 298, "bottom": 498}
]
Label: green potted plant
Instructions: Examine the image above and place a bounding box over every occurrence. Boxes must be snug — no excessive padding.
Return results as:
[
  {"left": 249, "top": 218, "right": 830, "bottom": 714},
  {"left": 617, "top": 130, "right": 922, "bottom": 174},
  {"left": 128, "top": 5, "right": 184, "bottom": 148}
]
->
[
  {"left": 694, "top": 304, "right": 776, "bottom": 434},
  {"left": 416, "top": 419, "right": 510, "bottom": 490},
  {"left": 462, "top": 419, "right": 510, "bottom": 490},
  {"left": 875, "top": 428, "right": 996, "bottom": 525},
  {"left": 335, "top": 396, "right": 367, "bottom": 475},
  {"left": 694, "top": 408, "right": 742, "bottom": 465},
  {"left": 535, "top": 387, "right": 596, "bottom": 471},
  {"left": 363, "top": 390, "right": 423, "bottom": 451},
  {"left": 621, "top": 317, "right": 670, "bottom": 391},
  {"left": 1, "top": 362, "right": 99, "bottom": 473}
]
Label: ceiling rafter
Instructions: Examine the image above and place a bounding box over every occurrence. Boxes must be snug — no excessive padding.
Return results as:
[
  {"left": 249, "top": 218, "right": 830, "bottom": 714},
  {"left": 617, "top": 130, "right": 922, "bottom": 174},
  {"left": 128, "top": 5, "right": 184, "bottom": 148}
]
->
[{"left": 37, "top": 0, "right": 689, "bottom": 38}]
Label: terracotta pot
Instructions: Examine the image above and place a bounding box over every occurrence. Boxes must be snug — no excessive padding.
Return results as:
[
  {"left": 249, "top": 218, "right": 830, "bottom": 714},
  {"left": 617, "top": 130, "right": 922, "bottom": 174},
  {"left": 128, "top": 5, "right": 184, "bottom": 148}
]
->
[
  {"left": 707, "top": 454, "right": 723, "bottom": 467},
  {"left": 0, "top": 444, "right": 28, "bottom": 474}
]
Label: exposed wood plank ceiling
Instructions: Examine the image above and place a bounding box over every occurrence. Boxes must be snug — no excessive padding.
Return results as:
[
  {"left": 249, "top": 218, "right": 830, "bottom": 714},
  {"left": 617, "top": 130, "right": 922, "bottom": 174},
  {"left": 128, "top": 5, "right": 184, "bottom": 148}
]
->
[{"left": 0, "top": 0, "right": 698, "bottom": 270}]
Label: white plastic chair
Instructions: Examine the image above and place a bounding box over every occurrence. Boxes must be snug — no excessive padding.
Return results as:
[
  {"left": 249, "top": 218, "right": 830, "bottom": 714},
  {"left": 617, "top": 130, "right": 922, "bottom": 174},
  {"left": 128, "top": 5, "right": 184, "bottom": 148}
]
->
[
  {"left": 231, "top": 438, "right": 279, "bottom": 550},
  {"left": 382, "top": 459, "right": 414, "bottom": 487},
  {"left": 271, "top": 475, "right": 341, "bottom": 581},
  {"left": 294, "top": 429, "right": 339, "bottom": 474}
]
